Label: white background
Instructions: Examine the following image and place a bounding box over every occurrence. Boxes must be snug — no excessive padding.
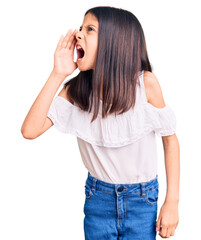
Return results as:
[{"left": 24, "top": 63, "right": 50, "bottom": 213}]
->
[{"left": 0, "top": 0, "right": 200, "bottom": 239}]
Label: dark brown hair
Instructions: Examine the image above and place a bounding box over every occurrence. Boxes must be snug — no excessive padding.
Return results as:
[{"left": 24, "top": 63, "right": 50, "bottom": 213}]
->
[{"left": 63, "top": 6, "right": 152, "bottom": 123}]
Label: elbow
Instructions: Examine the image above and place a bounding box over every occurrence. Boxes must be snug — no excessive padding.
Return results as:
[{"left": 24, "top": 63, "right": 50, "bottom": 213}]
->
[{"left": 21, "top": 127, "right": 38, "bottom": 140}]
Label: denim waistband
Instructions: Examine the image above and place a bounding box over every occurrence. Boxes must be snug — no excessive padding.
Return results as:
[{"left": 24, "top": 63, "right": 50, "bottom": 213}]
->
[{"left": 86, "top": 172, "right": 159, "bottom": 196}]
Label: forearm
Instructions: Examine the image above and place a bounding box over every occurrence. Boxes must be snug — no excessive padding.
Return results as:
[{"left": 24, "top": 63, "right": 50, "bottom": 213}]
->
[
  {"left": 162, "top": 135, "right": 180, "bottom": 203},
  {"left": 21, "top": 70, "right": 66, "bottom": 138}
]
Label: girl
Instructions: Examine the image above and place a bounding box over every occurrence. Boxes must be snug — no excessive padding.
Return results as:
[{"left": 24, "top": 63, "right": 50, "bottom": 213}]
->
[{"left": 21, "top": 6, "right": 180, "bottom": 240}]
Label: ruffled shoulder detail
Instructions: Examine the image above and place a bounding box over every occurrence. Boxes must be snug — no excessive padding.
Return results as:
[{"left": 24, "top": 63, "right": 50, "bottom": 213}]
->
[
  {"left": 47, "top": 95, "right": 177, "bottom": 148},
  {"left": 143, "top": 102, "right": 177, "bottom": 137}
]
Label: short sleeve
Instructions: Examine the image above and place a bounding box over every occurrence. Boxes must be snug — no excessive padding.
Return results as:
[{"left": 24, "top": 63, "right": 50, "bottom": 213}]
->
[
  {"left": 47, "top": 96, "right": 74, "bottom": 133},
  {"left": 138, "top": 71, "right": 177, "bottom": 137},
  {"left": 46, "top": 95, "right": 177, "bottom": 147},
  {"left": 144, "top": 103, "right": 177, "bottom": 137}
]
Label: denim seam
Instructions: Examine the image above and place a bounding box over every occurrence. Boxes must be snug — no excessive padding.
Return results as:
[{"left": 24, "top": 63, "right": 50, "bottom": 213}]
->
[
  {"left": 85, "top": 186, "right": 93, "bottom": 199},
  {"left": 118, "top": 196, "right": 127, "bottom": 222},
  {"left": 85, "top": 185, "right": 158, "bottom": 197},
  {"left": 145, "top": 187, "right": 159, "bottom": 205},
  {"left": 97, "top": 189, "right": 142, "bottom": 195},
  {"left": 98, "top": 190, "right": 114, "bottom": 195},
  {"left": 85, "top": 191, "right": 91, "bottom": 199},
  {"left": 128, "top": 191, "right": 141, "bottom": 195}
]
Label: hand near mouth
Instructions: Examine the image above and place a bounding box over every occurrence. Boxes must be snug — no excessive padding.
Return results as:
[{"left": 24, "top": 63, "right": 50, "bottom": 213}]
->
[{"left": 53, "top": 29, "right": 78, "bottom": 78}]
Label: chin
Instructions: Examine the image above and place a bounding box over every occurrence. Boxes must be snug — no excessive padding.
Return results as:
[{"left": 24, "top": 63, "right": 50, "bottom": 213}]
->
[
  {"left": 78, "top": 66, "right": 87, "bottom": 71},
  {"left": 78, "top": 65, "right": 94, "bottom": 72}
]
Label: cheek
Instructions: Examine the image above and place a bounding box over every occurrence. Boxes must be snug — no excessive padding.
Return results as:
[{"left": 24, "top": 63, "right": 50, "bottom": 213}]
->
[
  {"left": 93, "top": 44, "right": 98, "bottom": 56},
  {"left": 87, "top": 46, "right": 97, "bottom": 58},
  {"left": 91, "top": 38, "right": 98, "bottom": 54}
]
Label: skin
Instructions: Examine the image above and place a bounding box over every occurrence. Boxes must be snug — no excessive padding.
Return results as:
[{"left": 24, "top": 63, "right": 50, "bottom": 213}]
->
[
  {"left": 75, "top": 12, "right": 106, "bottom": 99},
  {"left": 53, "top": 22, "right": 180, "bottom": 239},
  {"left": 144, "top": 71, "right": 180, "bottom": 238},
  {"left": 75, "top": 12, "right": 99, "bottom": 71},
  {"left": 54, "top": 29, "right": 181, "bottom": 240},
  {"left": 22, "top": 13, "right": 180, "bottom": 238},
  {"left": 21, "top": 13, "right": 100, "bottom": 138}
]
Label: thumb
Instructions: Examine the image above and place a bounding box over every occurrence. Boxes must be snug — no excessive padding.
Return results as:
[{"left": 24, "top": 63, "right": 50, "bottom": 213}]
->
[{"left": 156, "top": 217, "right": 161, "bottom": 232}]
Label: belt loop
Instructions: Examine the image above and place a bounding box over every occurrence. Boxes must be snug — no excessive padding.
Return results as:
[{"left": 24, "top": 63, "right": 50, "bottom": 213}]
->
[
  {"left": 91, "top": 177, "right": 97, "bottom": 193},
  {"left": 140, "top": 183, "right": 146, "bottom": 197}
]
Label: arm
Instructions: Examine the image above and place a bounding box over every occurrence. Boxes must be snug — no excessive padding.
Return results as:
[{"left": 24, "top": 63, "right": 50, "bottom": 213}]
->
[
  {"left": 158, "top": 135, "right": 180, "bottom": 238},
  {"left": 162, "top": 134, "right": 180, "bottom": 203},
  {"left": 21, "top": 29, "right": 78, "bottom": 139},
  {"left": 144, "top": 71, "right": 180, "bottom": 238},
  {"left": 144, "top": 71, "right": 180, "bottom": 202},
  {"left": 21, "top": 71, "right": 66, "bottom": 139}
]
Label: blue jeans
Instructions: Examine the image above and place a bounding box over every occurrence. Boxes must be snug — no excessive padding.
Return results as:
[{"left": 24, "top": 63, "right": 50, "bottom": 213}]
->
[{"left": 83, "top": 172, "right": 159, "bottom": 240}]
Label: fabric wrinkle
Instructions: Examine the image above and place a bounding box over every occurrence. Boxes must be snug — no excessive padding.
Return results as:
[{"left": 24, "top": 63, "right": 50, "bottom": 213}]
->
[{"left": 47, "top": 70, "right": 177, "bottom": 184}]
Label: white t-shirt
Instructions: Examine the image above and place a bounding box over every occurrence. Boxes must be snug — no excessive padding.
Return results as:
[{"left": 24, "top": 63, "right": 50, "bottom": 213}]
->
[{"left": 47, "top": 70, "right": 177, "bottom": 184}]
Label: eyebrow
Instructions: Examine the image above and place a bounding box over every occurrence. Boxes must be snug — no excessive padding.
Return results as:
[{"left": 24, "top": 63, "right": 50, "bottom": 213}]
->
[{"left": 79, "top": 24, "right": 97, "bottom": 29}]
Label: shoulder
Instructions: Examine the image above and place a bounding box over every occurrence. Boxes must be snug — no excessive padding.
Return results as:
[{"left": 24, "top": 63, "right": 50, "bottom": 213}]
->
[
  {"left": 58, "top": 84, "right": 74, "bottom": 104},
  {"left": 143, "top": 70, "right": 166, "bottom": 108}
]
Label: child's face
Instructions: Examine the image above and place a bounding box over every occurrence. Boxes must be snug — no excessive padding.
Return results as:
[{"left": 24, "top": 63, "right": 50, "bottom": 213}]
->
[{"left": 75, "top": 13, "right": 99, "bottom": 71}]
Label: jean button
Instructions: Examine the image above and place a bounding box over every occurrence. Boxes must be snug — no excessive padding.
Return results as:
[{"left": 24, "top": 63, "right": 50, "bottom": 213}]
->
[{"left": 117, "top": 187, "right": 124, "bottom": 192}]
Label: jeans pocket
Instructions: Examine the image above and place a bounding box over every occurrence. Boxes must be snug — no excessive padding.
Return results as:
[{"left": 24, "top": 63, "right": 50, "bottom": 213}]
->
[
  {"left": 85, "top": 184, "right": 94, "bottom": 199},
  {"left": 145, "top": 186, "right": 159, "bottom": 205}
]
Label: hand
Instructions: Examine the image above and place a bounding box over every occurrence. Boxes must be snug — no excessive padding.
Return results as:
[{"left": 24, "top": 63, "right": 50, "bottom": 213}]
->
[
  {"left": 156, "top": 201, "right": 179, "bottom": 238},
  {"left": 53, "top": 29, "right": 78, "bottom": 78}
]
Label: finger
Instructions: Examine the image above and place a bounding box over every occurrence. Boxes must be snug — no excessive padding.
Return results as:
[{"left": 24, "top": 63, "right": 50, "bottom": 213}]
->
[
  {"left": 166, "top": 227, "right": 172, "bottom": 238},
  {"left": 71, "top": 30, "right": 78, "bottom": 48},
  {"left": 67, "top": 29, "right": 78, "bottom": 49},
  {"left": 61, "top": 29, "right": 73, "bottom": 48},
  {"left": 160, "top": 225, "right": 167, "bottom": 238},
  {"left": 69, "top": 37, "right": 77, "bottom": 50},
  {"left": 156, "top": 219, "right": 161, "bottom": 232},
  {"left": 56, "top": 35, "right": 64, "bottom": 52},
  {"left": 170, "top": 228, "right": 175, "bottom": 236}
]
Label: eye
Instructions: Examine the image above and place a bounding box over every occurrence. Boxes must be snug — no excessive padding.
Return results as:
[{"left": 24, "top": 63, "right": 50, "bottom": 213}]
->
[
  {"left": 79, "top": 26, "right": 94, "bottom": 32},
  {"left": 88, "top": 27, "right": 93, "bottom": 31}
]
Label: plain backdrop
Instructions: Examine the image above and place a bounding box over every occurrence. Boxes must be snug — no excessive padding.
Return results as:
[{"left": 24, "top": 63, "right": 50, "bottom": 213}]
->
[{"left": 0, "top": 0, "right": 200, "bottom": 239}]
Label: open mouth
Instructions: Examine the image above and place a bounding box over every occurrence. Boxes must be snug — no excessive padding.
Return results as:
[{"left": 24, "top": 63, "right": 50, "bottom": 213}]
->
[{"left": 77, "top": 47, "right": 85, "bottom": 62}]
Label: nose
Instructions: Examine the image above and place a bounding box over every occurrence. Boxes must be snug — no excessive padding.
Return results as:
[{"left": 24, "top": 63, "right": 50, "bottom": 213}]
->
[{"left": 76, "top": 31, "right": 83, "bottom": 40}]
